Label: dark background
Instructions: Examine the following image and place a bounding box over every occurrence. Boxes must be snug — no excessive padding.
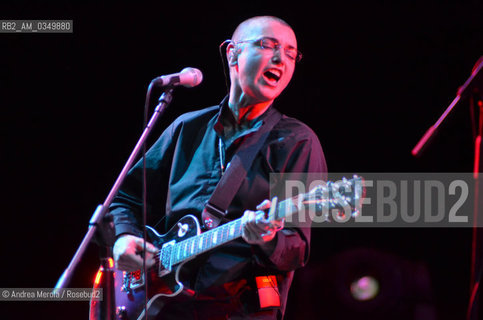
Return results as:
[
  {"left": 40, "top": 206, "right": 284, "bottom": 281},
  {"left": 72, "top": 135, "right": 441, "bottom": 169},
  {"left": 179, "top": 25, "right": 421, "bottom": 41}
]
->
[{"left": 1, "top": 1, "right": 482, "bottom": 319}]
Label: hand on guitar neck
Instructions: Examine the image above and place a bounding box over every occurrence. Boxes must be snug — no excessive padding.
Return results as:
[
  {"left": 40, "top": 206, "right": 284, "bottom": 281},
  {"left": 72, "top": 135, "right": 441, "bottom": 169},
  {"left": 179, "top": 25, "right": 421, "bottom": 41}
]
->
[{"left": 242, "top": 198, "right": 284, "bottom": 248}]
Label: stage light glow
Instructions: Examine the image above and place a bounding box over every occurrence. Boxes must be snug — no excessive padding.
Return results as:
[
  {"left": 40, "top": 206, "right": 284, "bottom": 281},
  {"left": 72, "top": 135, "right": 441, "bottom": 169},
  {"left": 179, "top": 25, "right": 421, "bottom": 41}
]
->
[
  {"left": 108, "top": 257, "right": 114, "bottom": 269},
  {"left": 350, "top": 276, "right": 379, "bottom": 301},
  {"left": 93, "top": 267, "right": 103, "bottom": 286}
]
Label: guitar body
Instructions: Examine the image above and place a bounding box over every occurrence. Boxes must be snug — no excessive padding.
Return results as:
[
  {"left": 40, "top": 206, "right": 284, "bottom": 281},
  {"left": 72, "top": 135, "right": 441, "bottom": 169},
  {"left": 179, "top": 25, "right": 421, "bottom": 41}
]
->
[{"left": 90, "top": 215, "right": 201, "bottom": 320}]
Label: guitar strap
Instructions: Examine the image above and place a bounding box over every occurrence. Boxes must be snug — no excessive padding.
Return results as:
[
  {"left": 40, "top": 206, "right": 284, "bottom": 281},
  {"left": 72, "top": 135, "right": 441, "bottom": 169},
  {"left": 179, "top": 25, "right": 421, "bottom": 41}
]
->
[{"left": 202, "top": 108, "right": 282, "bottom": 229}]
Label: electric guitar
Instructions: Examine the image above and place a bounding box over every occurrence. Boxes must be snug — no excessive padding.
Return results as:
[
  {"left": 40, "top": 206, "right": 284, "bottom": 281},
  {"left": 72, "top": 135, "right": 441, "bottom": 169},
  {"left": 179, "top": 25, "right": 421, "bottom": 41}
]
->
[{"left": 90, "top": 176, "right": 363, "bottom": 320}]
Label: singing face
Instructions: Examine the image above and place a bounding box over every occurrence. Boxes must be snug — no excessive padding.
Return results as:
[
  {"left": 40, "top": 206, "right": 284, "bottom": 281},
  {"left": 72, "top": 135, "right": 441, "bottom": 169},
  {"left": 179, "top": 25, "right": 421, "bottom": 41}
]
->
[{"left": 229, "top": 18, "right": 298, "bottom": 105}]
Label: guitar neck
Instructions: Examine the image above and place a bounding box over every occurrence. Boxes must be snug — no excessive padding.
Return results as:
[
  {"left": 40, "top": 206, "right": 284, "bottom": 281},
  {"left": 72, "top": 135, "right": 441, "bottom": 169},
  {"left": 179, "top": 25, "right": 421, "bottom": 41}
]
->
[
  {"left": 169, "top": 197, "right": 300, "bottom": 266},
  {"left": 168, "top": 177, "right": 361, "bottom": 266}
]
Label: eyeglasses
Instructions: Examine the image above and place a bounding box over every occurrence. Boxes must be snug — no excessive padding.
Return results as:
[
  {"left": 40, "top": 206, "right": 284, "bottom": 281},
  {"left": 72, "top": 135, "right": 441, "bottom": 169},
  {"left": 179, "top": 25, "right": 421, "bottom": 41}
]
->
[{"left": 235, "top": 37, "right": 303, "bottom": 63}]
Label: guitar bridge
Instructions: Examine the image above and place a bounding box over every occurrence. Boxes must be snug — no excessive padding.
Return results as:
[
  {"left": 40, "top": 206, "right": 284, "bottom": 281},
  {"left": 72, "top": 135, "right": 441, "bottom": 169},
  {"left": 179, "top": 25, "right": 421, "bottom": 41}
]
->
[{"left": 121, "top": 269, "right": 144, "bottom": 293}]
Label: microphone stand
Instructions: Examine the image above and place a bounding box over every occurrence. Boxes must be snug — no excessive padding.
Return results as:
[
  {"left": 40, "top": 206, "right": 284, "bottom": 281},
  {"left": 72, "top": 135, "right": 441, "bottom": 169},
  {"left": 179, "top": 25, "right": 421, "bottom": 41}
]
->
[
  {"left": 54, "top": 81, "right": 175, "bottom": 320},
  {"left": 411, "top": 56, "right": 483, "bottom": 320},
  {"left": 412, "top": 57, "right": 483, "bottom": 156}
]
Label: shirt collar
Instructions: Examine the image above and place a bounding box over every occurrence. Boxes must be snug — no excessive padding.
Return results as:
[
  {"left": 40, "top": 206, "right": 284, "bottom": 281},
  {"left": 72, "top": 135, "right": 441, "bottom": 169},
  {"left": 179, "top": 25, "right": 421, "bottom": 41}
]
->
[{"left": 213, "top": 95, "right": 278, "bottom": 138}]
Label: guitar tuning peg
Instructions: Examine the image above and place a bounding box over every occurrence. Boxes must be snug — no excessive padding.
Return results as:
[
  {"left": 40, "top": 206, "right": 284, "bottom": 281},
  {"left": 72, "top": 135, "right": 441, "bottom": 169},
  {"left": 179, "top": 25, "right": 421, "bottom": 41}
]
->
[{"left": 351, "top": 210, "right": 360, "bottom": 218}]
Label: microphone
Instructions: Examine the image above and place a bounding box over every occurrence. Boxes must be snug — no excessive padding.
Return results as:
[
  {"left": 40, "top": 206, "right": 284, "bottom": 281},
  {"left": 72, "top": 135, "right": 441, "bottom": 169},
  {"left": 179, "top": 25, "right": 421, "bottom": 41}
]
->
[{"left": 152, "top": 67, "right": 203, "bottom": 88}]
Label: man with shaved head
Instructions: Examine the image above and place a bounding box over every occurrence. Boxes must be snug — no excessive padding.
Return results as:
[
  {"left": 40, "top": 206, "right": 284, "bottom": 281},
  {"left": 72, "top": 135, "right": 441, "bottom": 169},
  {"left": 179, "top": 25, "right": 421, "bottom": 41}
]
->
[{"left": 110, "top": 16, "right": 326, "bottom": 319}]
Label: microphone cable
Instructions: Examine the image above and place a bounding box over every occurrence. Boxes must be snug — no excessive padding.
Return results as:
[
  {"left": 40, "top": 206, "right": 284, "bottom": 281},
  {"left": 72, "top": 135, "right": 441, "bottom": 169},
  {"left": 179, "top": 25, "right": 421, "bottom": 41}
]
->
[
  {"left": 141, "top": 80, "right": 155, "bottom": 320},
  {"left": 218, "top": 39, "right": 232, "bottom": 94}
]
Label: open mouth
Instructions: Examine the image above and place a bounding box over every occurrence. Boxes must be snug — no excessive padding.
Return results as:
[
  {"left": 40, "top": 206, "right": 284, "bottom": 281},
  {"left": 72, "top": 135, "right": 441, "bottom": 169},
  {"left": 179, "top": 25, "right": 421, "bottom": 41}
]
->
[{"left": 263, "top": 69, "right": 282, "bottom": 84}]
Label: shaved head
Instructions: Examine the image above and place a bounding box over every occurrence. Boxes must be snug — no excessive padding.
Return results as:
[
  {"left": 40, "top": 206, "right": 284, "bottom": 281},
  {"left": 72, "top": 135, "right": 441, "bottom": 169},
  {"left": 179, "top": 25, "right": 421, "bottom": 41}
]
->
[
  {"left": 232, "top": 16, "right": 292, "bottom": 42},
  {"left": 226, "top": 15, "right": 298, "bottom": 109}
]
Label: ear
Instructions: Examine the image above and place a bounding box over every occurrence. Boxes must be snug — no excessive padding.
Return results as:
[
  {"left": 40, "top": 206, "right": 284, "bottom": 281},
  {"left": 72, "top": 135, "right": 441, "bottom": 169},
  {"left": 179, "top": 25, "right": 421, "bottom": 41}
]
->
[{"left": 226, "top": 42, "right": 238, "bottom": 66}]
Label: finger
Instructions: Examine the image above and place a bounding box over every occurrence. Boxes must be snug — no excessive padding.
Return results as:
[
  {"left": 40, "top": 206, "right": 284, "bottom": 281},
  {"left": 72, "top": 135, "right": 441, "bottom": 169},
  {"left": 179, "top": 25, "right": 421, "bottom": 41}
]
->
[
  {"left": 143, "top": 252, "right": 157, "bottom": 269},
  {"left": 243, "top": 210, "right": 279, "bottom": 244},
  {"left": 245, "top": 219, "right": 265, "bottom": 236},
  {"left": 245, "top": 210, "right": 271, "bottom": 227},
  {"left": 243, "top": 226, "right": 263, "bottom": 244},
  {"left": 256, "top": 199, "right": 271, "bottom": 211},
  {"left": 244, "top": 223, "right": 276, "bottom": 244},
  {"left": 261, "top": 231, "right": 276, "bottom": 242},
  {"left": 271, "top": 218, "right": 285, "bottom": 230},
  {"left": 246, "top": 212, "right": 268, "bottom": 233},
  {"left": 243, "top": 210, "right": 259, "bottom": 226},
  {"left": 254, "top": 211, "right": 274, "bottom": 230},
  {"left": 258, "top": 211, "right": 284, "bottom": 231},
  {"left": 241, "top": 210, "right": 250, "bottom": 226},
  {"left": 242, "top": 211, "right": 261, "bottom": 242},
  {"left": 248, "top": 217, "right": 273, "bottom": 241},
  {"left": 146, "top": 242, "right": 158, "bottom": 254},
  {"left": 135, "top": 238, "right": 158, "bottom": 254}
]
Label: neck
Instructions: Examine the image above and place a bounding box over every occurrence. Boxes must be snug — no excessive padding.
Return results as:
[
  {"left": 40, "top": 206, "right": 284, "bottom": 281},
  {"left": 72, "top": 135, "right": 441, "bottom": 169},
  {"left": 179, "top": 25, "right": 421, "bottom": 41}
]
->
[
  {"left": 228, "top": 90, "right": 273, "bottom": 123},
  {"left": 228, "top": 86, "right": 273, "bottom": 124}
]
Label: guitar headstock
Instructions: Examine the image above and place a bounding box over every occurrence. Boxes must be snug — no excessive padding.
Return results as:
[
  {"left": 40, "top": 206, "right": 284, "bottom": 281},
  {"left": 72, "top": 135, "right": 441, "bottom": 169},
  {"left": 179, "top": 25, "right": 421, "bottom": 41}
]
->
[{"left": 305, "top": 175, "right": 364, "bottom": 222}]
